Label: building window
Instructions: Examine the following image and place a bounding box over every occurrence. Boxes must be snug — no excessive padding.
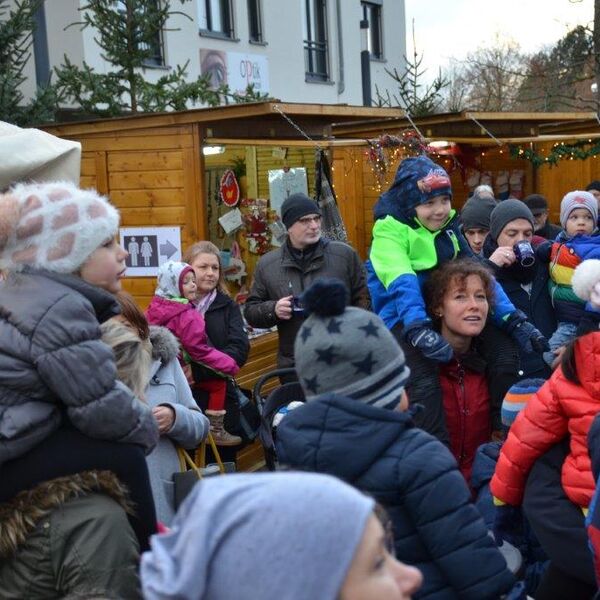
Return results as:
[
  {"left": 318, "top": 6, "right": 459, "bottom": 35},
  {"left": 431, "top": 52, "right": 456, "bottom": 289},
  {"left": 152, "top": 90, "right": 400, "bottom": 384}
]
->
[
  {"left": 115, "top": 0, "right": 165, "bottom": 67},
  {"left": 303, "top": 0, "right": 329, "bottom": 81},
  {"left": 247, "top": 0, "right": 263, "bottom": 43},
  {"left": 361, "top": 1, "right": 383, "bottom": 60},
  {"left": 198, "top": 0, "right": 234, "bottom": 38}
]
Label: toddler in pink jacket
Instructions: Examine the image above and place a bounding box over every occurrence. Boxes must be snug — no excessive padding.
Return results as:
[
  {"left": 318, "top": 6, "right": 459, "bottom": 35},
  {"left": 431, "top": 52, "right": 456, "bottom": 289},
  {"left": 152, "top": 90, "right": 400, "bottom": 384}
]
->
[{"left": 146, "top": 260, "right": 241, "bottom": 446}]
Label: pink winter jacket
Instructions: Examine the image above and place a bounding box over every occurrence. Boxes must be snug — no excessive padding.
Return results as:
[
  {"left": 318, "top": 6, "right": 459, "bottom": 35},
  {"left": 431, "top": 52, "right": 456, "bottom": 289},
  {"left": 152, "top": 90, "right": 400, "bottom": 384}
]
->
[{"left": 146, "top": 296, "right": 239, "bottom": 376}]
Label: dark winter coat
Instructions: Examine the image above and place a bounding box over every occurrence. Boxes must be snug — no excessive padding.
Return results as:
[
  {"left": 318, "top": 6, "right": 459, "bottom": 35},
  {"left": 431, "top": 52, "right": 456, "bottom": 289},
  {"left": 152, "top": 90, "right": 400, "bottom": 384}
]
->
[
  {"left": 0, "top": 269, "right": 158, "bottom": 466},
  {"left": 0, "top": 470, "right": 141, "bottom": 599},
  {"left": 483, "top": 237, "right": 556, "bottom": 379},
  {"left": 244, "top": 238, "right": 369, "bottom": 368},
  {"left": 536, "top": 221, "right": 562, "bottom": 241},
  {"left": 276, "top": 394, "right": 515, "bottom": 600}
]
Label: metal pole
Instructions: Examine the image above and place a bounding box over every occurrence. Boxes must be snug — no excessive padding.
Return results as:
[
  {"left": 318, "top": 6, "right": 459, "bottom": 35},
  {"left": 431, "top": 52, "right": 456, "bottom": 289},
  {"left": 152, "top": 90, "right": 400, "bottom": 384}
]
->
[{"left": 360, "top": 19, "right": 371, "bottom": 107}]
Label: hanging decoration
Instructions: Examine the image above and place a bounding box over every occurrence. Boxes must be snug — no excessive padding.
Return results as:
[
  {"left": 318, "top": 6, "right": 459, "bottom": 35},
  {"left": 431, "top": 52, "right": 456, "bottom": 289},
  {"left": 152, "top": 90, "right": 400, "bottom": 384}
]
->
[
  {"left": 315, "top": 149, "right": 348, "bottom": 242},
  {"left": 219, "top": 169, "right": 240, "bottom": 206},
  {"left": 509, "top": 139, "right": 600, "bottom": 167},
  {"left": 242, "top": 198, "right": 271, "bottom": 255}
]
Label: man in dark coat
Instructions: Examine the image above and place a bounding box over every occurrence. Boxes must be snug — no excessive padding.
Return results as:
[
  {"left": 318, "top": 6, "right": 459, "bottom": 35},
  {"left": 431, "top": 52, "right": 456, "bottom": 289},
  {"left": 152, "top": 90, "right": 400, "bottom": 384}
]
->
[
  {"left": 276, "top": 279, "right": 515, "bottom": 600},
  {"left": 523, "top": 194, "right": 562, "bottom": 241},
  {"left": 244, "top": 193, "right": 368, "bottom": 375}
]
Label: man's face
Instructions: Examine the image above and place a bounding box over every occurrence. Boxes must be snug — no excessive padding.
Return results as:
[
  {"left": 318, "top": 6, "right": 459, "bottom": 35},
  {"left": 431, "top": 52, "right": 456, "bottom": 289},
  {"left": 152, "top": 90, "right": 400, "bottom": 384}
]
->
[
  {"left": 532, "top": 210, "right": 548, "bottom": 231},
  {"left": 287, "top": 214, "right": 322, "bottom": 249},
  {"left": 463, "top": 227, "right": 489, "bottom": 254}
]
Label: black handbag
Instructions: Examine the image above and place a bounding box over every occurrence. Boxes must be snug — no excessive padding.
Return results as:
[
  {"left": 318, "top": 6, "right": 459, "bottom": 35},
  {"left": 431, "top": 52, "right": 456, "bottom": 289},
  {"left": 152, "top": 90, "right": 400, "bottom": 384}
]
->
[{"left": 230, "top": 380, "right": 261, "bottom": 442}]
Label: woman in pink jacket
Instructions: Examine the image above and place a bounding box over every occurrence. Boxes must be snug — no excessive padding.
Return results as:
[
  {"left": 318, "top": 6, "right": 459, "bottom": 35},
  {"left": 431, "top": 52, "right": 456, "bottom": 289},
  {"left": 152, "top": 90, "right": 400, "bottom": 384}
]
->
[{"left": 146, "top": 260, "right": 240, "bottom": 445}]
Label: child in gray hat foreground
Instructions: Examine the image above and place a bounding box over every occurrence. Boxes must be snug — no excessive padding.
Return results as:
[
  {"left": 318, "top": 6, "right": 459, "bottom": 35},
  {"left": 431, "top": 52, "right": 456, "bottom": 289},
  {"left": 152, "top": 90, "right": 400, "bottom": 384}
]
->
[
  {"left": 275, "top": 278, "right": 515, "bottom": 600},
  {"left": 141, "top": 471, "right": 423, "bottom": 600}
]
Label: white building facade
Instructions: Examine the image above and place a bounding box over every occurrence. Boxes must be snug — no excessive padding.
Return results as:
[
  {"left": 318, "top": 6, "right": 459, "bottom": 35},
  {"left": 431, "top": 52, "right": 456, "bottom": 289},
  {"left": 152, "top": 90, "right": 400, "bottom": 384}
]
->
[{"left": 18, "top": 0, "right": 406, "bottom": 108}]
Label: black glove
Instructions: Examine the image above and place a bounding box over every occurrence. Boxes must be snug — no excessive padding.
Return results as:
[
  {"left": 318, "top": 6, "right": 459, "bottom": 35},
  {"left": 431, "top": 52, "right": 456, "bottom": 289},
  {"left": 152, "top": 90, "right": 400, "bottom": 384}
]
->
[
  {"left": 404, "top": 321, "right": 453, "bottom": 363},
  {"left": 505, "top": 311, "right": 549, "bottom": 354},
  {"left": 492, "top": 503, "right": 522, "bottom": 547}
]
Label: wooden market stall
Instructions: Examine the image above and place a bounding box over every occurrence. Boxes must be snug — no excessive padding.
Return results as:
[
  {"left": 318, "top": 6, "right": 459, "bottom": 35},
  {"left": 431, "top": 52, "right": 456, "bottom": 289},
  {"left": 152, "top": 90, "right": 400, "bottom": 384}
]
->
[
  {"left": 329, "top": 111, "right": 599, "bottom": 257},
  {"left": 42, "top": 101, "right": 403, "bottom": 398}
]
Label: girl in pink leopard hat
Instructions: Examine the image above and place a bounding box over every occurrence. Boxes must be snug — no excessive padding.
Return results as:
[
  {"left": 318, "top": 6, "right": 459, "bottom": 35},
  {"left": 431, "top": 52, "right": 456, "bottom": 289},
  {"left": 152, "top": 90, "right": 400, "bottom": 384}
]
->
[{"left": 0, "top": 180, "right": 159, "bottom": 551}]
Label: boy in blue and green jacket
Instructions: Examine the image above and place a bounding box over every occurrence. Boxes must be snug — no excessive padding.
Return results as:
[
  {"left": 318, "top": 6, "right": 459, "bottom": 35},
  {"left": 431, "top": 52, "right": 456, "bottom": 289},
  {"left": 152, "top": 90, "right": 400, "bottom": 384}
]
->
[{"left": 366, "top": 155, "right": 548, "bottom": 442}]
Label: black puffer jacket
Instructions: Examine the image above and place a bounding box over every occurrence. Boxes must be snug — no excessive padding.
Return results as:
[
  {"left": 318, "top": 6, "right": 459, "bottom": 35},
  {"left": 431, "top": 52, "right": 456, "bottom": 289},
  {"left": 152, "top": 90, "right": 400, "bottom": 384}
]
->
[
  {"left": 276, "top": 394, "right": 514, "bottom": 599},
  {"left": 0, "top": 269, "right": 158, "bottom": 465},
  {"left": 244, "top": 238, "right": 369, "bottom": 368}
]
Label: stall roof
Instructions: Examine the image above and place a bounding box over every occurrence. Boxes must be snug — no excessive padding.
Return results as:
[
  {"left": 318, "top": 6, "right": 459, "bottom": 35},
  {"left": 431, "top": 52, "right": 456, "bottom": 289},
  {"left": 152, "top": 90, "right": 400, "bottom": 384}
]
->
[
  {"left": 331, "top": 110, "right": 599, "bottom": 143},
  {"left": 43, "top": 101, "right": 406, "bottom": 142}
]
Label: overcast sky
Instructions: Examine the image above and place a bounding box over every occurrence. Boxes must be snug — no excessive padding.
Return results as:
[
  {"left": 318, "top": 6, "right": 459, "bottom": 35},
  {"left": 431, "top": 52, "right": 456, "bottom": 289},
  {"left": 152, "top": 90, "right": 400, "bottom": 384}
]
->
[{"left": 404, "top": 0, "right": 594, "bottom": 77}]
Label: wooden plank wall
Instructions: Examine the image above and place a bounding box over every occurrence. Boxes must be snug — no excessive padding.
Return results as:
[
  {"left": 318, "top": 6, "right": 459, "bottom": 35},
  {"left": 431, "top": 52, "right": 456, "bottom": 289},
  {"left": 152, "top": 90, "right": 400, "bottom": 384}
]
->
[
  {"left": 332, "top": 145, "right": 534, "bottom": 260},
  {"left": 536, "top": 141, "right": 600, "bottom": 223},
  {"left": 76, "top": 125, "right": 203, "bottom": 309}
]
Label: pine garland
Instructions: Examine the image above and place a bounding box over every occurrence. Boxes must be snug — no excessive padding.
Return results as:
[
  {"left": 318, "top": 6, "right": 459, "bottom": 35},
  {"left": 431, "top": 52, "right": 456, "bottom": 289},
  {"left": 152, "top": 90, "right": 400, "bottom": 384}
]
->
[{"left": 510, "top": 139, "right": 600, "bottom": 167}]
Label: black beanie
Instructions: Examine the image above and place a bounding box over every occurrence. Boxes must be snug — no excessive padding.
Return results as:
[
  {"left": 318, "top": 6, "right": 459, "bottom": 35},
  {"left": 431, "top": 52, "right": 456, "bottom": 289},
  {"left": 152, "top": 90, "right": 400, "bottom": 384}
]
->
[
  {"left": 489, "top": 199, "right": 535, "bottom": 242},
  {"left": 281, "top": 193, "right": 321, "bottom": 229},
  {"left": 460, "top": 196, "right": 496, "bottom": 231},
  {"left": 586, "top": 180, "right": 600, "bottom": 193}
]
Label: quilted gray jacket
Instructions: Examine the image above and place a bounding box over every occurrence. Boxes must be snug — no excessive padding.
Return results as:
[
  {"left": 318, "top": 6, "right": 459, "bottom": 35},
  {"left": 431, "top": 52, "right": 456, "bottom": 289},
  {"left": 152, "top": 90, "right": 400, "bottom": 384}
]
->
[{"left": 0, "top": 269, "right": 158, "bottom": 466}]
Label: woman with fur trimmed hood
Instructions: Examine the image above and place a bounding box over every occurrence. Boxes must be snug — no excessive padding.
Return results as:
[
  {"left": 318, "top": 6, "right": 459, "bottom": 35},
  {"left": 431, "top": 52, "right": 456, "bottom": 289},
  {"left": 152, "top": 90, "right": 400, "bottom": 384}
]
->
[{"left": 105, "top": 292, "right": 209, "bottom": 525}]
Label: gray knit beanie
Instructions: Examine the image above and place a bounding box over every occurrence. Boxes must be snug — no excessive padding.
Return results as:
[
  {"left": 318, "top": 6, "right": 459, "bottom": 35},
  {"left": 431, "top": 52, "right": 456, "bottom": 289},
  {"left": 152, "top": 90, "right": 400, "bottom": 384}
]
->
[
  {"left": 140, "top": 472, "right": 375, "bottom": 600},
  {"left": 461, "top": 196, "right": 497, "bottom": 231},
  {"left": 559, "top": 191, "right": 598, "bottom": 229},
  {"left": 489, "top": 199, "right": 535, "bottom": 242},
  {"left": 294, "top": 279, "right": 410, "bottom": 409}
]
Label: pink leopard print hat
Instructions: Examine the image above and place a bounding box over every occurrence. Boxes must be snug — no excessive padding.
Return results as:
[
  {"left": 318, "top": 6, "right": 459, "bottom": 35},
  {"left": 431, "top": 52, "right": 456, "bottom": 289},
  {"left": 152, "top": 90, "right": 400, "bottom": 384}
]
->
[{"left": 0, "top": 181, "right": 119, "bottom": 273}]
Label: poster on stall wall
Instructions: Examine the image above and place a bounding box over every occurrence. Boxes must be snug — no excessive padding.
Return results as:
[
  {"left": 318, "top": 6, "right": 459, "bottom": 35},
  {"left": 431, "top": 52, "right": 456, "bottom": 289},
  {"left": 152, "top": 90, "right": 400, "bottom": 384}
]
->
[
  {"left": 120, "top": 227, "right": 181, "bottom": 277},
  {"left": 268, "top": 168, "right": 308, "bottom": 217}
]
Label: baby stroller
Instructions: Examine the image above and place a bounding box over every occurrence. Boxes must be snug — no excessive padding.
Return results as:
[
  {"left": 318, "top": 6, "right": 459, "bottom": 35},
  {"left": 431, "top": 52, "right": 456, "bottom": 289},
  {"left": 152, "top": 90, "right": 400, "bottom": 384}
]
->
[{"left": 253, "top": 368, "right": 305, "bottom": 471}]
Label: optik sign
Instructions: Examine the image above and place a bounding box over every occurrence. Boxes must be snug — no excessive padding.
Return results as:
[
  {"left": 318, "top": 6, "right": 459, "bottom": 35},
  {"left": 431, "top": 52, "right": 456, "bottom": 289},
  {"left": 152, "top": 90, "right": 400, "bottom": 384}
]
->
[{"left": 228, "top": 52, "right": 269, "bottom": 94}]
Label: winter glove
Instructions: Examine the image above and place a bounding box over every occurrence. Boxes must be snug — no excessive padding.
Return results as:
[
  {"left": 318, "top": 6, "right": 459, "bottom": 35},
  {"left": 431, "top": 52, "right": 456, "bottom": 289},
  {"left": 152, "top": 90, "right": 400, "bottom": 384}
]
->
[
  {"left": 492, "top": 501, "right": 522, "bottom": 547},
  {"left": 404, "top": 321, "right": 453, "bottom": 363},
  {"left": 504, "top": 311, "right": 549, "bottom": 354}
]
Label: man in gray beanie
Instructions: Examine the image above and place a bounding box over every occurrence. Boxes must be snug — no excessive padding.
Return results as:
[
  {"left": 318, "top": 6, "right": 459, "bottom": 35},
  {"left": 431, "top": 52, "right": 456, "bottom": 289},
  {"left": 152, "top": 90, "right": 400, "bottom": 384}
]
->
[
  {"left": 460, "top": 196, "right": 497, "bottom": 255},
  {"left": 274, "top": 278, "right": 515, "bottom": 599},
  {"left": 245, "top": 193, "right": 368, "bottom": 380}
]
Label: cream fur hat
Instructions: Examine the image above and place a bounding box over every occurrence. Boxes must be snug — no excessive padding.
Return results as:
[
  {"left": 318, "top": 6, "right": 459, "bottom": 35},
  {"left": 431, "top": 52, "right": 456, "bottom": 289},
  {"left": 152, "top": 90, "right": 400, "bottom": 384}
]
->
[
  {"left": 0, "top": 181, "right": 119, "bottom": 273},
  {"left": 0, "top": 121, "right": 81, "bottom": 190}
]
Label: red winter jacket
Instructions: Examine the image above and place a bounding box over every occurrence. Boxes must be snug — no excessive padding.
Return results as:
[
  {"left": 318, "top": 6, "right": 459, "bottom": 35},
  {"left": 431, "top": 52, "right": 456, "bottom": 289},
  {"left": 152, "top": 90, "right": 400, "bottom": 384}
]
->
[
  {"left": 146, "top": 296, "right": 239, "bottom": 376},
  {"left": 491, "top": 333, "right": 600, "bottom": 508},
  {"left": 439, "top": 358, "right": 491, "bottom": 484}
]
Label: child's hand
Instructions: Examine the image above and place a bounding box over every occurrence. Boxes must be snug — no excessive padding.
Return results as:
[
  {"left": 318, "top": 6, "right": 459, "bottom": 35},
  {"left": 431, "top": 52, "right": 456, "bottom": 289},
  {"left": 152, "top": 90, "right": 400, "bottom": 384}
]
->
[
  {"left": 153, "top": 405, "right": 175, "bottom": 434},
  {"left": 488, "top": 246, "right": 516, "bottom": 268},
  {"left": 404, "top": 323, "right": 453, "bottom": 363}
]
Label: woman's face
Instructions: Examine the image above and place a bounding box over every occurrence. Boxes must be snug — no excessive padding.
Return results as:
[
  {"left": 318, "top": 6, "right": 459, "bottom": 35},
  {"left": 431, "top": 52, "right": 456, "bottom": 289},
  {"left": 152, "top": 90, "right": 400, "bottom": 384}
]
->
[
  {"left": 437, "top": 275, "right": 489, "bottom": 341},
  {"left": 339, "top": 514, "right": 422, "bottom": 600},
  {"left": 190, "top": 252, "right": 220, "bottom": 295}
]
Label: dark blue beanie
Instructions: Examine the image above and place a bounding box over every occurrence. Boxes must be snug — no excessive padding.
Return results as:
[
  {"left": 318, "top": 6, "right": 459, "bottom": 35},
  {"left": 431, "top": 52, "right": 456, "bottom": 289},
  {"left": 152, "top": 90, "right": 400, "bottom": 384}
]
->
[{"left": 373, "top": 155, "right": 452, "bottom": 224}]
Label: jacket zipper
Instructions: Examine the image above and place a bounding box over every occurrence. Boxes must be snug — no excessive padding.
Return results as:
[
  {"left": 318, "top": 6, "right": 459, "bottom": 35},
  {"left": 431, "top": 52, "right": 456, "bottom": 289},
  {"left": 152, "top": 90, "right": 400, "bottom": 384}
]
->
[{"left": 457, "top": 362, "right": 467, "bottom": 465}]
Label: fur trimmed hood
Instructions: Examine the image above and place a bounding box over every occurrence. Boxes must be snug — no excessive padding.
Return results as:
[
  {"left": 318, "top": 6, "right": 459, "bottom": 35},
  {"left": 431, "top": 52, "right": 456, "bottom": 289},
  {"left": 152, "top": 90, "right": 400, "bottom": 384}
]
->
[
  {"left": 149, "top": 325, "right": 179, "bottom": 364},
  {"left": 0, "top": 470, "right": 133, "bottom": 559}
]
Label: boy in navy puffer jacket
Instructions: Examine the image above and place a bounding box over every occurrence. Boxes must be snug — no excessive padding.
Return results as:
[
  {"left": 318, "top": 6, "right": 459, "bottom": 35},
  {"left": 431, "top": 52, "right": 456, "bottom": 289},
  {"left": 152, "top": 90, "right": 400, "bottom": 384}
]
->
[{"left": 276, "top": 279, "right": 514, "bottom": 599}]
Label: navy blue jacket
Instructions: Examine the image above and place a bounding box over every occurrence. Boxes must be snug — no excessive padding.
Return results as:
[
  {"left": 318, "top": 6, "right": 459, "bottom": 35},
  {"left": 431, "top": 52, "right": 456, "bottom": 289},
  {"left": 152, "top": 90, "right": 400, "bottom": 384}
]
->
[{"left": 276, "top": 394, "right": 514, "bottom": 599}]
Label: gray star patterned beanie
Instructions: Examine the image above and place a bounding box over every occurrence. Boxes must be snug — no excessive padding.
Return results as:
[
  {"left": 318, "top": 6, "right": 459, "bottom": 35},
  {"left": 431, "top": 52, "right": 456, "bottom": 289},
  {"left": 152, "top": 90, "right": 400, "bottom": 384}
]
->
[{"left": 295, "top": 279, "right": 410, "bottom": 409}]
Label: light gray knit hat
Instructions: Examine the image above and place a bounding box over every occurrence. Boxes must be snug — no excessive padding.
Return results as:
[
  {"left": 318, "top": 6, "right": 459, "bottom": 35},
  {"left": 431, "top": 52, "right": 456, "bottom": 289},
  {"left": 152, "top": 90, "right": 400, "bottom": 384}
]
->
[
  {"left": 559, "top": 191, "right": 598, "bottom": 230},
  {"left": 294, "top": 279, "right": 410, "bottom": 409},
  {"left": 141, "top": 472, "right": 375, "bottom": 600}
]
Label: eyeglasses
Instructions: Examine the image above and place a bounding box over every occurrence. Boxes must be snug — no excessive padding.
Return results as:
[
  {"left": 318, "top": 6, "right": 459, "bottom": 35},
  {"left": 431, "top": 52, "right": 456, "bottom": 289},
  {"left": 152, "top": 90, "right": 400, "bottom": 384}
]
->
[{"left": 297, "top": 215, "right": 322, "bottom": 226}]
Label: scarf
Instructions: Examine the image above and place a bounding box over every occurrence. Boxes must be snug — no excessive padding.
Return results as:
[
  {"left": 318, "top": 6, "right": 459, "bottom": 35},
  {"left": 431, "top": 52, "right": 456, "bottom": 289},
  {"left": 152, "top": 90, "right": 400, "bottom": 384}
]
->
[{"left": 196, "top": 288, "right": 217, "bottom": 315}]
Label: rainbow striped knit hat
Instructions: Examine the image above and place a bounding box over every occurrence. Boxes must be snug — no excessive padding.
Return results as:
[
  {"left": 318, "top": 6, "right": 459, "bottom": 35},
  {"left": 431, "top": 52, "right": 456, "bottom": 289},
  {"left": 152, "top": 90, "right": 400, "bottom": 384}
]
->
[{"left": 501, "top": 378, "right": 546, "bottom": 428}]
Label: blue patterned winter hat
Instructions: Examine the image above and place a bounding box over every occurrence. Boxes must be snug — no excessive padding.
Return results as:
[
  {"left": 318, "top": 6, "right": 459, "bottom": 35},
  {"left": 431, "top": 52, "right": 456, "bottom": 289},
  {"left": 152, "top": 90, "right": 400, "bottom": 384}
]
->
[
  {"left": 373, "top": 155, "right": 452, "bottom": 224},
  {"left": 294, "top": 279, "right": 410, "bottom": 409}
]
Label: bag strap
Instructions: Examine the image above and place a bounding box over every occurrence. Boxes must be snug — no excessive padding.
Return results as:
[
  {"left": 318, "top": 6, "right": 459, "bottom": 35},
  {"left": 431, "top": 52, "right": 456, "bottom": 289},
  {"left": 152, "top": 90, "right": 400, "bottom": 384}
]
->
[
  {"left": 194, "top": 433, "right": 226, "bottom": 474},
  {"left": 177, "top": 446, "right": 202, "bottom": 478}
]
